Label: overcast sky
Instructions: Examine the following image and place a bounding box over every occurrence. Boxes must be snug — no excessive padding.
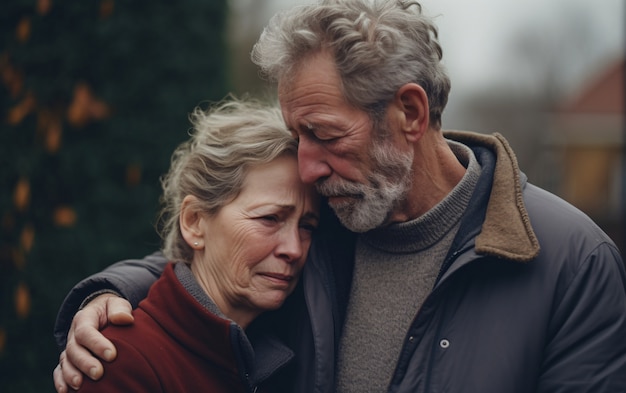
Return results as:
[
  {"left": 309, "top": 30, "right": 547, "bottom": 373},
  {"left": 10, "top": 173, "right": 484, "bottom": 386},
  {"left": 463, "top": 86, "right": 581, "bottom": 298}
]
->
[{"left": 265, "top": 0, "right": 624, "bottom": 98}]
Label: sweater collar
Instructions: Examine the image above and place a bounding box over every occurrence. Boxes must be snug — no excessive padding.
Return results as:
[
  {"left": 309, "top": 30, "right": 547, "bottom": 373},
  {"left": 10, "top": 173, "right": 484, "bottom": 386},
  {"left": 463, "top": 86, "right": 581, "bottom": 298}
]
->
[{"left": 361, "top": 141, "right": 481, "bottom": 253}]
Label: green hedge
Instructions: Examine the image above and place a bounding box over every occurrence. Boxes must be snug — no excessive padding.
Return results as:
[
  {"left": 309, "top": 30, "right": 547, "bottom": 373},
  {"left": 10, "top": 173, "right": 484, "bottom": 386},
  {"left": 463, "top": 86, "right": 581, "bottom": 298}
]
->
[{"left": 1, "top": 1, "right": 229, "bottom": 391}]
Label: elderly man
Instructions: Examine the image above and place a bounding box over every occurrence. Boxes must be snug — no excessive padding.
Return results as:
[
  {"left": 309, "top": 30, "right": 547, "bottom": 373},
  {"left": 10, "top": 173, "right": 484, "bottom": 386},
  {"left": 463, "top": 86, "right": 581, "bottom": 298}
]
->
[{"left": 54, "top": 1, "right": 626, "bottom": 392}]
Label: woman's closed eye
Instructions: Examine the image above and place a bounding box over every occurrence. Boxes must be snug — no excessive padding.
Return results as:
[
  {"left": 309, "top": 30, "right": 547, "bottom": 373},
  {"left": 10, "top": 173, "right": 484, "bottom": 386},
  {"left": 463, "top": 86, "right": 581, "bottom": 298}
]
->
[
  {"left": 259, "top": 215, "right": 280, "bottom": 224},
  {"left": 299, "top": 222, "right": 318, "bottom": 233}
]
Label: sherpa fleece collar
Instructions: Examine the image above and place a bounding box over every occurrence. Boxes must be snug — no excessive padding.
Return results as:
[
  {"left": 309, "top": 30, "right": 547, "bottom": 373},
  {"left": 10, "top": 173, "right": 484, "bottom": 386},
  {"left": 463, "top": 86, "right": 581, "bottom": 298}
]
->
[{"left": 444, "top": 131, "right": 540, "bottom": 262}]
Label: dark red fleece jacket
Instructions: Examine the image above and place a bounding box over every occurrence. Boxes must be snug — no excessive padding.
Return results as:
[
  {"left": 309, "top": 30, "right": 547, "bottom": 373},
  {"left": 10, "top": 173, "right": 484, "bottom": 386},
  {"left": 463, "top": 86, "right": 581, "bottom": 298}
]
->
[{"left": 78, "top": 263, "right": 256, "bottom": 393}]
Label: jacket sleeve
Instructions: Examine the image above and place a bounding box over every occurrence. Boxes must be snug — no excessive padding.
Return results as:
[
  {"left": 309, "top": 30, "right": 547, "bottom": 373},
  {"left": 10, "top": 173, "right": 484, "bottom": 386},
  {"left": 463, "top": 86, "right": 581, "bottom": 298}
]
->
[
  {"left": 53, "top": 252, "right": 167, "bottom": 349},
  {"left": 538, "top": 243, "right": 626, "bottom": 392}
]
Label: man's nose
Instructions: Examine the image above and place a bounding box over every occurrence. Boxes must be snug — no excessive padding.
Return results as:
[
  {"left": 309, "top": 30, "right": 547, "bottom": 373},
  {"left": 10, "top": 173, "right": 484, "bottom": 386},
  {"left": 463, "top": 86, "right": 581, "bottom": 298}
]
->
[{"left": 297, "top": 138, "right": 332, "bottom": 184}]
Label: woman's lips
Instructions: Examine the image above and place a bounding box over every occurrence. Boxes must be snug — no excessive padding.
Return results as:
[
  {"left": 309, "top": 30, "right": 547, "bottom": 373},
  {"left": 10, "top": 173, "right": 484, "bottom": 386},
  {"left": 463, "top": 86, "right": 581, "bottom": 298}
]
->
[{"left": 259, "top": 273, "right": 293, "bottom": 287}]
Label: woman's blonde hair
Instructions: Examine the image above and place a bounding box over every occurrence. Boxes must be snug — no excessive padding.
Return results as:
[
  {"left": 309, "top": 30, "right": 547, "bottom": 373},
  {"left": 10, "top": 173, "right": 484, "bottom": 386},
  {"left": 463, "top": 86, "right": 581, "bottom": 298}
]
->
[{"left": 157, "top": 96, "right": 297, "bottom": 263}]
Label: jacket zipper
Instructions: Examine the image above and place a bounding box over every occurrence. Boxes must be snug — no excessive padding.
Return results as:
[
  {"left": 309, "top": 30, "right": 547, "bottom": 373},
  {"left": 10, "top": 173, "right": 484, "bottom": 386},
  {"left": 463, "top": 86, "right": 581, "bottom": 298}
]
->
[
  {"left": 244, "top": 372, "right": 257, "bottom": 393},
  {"left": 423, "top": 245, "right": 475, "bottom": 393},
  {"left": 387, "top": 245, "right": 472, "bottom": 392}
]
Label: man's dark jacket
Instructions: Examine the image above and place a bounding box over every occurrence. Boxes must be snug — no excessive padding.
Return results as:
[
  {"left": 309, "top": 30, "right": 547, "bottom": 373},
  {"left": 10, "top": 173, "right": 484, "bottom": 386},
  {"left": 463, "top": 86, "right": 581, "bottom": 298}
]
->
[{"left": 54, "top": 131, "right": 626, "bottom": 393}]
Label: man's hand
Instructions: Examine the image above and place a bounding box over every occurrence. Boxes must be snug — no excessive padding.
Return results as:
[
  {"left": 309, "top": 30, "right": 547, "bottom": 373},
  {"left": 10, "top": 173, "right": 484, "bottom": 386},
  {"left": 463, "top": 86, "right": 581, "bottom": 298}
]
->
[{"left": 53, "top": 294, "right": 134, "bottom": 392}]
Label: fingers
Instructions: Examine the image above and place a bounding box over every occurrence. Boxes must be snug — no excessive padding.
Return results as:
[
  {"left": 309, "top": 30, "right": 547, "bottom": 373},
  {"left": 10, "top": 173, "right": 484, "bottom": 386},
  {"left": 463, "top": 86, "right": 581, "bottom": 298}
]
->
[
  {"left": 55, "top": 293, "right": 134, "bottom": 389},
  {"left": 66, "top": 326, "right": 107, "bottom": 382},
  {"left": 75, "top": 303, "right": 118, "bottom": 360},
  {"left": 62, "top": 296, "right": 116, "bottom": 382},
  {"left": 53, "top": 362, "right": 68, "bottom": 393},
  {"left": 106, "top": 296, "right": 134, "bottom": 325},
  {"left": 56, "top": 350, "right": 82, "bottom": 391}
]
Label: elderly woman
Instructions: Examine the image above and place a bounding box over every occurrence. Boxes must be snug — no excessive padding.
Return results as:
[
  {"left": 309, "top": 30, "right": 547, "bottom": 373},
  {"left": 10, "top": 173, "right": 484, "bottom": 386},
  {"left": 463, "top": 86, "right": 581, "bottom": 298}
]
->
[{"left": 76, "top": 97, "right": 320, "bottom": 392}]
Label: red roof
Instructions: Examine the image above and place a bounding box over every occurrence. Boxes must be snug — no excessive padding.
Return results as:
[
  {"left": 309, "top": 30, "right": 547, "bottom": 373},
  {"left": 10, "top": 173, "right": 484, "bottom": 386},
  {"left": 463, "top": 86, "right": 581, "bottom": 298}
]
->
[{"left": 560, "top": 57, "right": 624, "bottom": 114}]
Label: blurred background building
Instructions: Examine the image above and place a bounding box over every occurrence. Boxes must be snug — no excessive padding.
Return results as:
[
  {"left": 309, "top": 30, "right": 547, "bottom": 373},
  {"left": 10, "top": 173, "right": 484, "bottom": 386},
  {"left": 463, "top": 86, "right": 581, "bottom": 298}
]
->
[
  {"left": 546, "top": 58, "right": 624, "bottom": 249},
  {"left": 1, "top": 0, "right": 624, "bottom": 391}
]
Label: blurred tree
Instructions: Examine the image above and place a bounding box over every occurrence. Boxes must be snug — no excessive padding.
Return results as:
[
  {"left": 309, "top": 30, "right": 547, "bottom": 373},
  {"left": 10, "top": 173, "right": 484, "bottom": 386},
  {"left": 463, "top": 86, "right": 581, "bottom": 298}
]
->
[
  {"left": 227, "top": 0, "right": 271, "bottom": 96},
  {"left": 0, "top": 0, "right": 229, "bottom": 391}
]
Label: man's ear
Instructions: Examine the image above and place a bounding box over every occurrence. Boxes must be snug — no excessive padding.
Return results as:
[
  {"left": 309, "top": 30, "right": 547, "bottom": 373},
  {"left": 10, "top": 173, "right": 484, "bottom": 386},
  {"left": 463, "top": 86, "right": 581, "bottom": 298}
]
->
[
  {"left": 180, "top": 195, "right": 205, "bottom": 249},
  {"left": 393, "top": 83, "right": 430, "bottom": 143}
]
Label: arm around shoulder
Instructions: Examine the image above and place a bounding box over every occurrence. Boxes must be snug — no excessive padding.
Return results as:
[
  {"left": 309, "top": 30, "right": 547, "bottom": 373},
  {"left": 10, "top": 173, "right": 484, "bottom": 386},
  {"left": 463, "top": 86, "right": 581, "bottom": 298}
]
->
[{"left": 54, "top": 252, "right": 168, "bottom": 349}]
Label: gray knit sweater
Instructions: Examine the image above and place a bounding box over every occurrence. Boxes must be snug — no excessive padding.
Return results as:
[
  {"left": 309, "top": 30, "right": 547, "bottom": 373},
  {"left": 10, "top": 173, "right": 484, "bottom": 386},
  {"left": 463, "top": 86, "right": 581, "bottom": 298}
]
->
[{"left": 336, "top": 141, "right": 481, "bottom": 392}]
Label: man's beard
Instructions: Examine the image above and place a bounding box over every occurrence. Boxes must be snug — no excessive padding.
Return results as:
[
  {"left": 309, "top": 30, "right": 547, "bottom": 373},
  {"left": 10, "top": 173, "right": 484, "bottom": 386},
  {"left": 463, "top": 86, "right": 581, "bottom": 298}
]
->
[{"left": 316, "top": 136, "right": 413, "bottom": 233}]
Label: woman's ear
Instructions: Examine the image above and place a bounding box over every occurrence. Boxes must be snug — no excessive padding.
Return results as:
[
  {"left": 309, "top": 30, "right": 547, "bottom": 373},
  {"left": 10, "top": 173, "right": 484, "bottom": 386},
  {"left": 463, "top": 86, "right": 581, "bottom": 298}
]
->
[
  {"left": 180, "top": 195, "right": 204, "bottom": 249},
  {"left": 393, "top": 83, "right": 430, "bottom": 143}
]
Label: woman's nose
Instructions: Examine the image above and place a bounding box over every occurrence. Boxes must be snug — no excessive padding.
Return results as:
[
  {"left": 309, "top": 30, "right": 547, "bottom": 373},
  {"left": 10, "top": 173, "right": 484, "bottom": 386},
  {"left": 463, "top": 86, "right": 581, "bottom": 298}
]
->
[{"left": 276, "top": 226, "right": 304, "bottom": 263}]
